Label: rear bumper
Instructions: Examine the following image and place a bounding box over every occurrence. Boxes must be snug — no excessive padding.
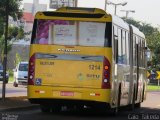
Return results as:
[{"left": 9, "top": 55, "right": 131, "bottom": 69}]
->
[{"left": 28, "top": 85, "right": 111, "bottom": 104}]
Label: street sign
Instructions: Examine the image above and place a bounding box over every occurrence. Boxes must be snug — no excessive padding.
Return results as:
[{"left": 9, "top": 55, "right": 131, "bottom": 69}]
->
[
  {"left": 49, "top": 0, "right": 77, "bottom": 9},
  {"left": 156, "top": 71, "right": 160, "bottom": 80},
  {"left": 147, "top": 71, "right": 150, "bottom": 78}
]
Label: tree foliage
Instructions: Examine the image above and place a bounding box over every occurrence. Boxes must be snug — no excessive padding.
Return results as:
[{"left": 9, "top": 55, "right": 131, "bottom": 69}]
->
[
  {"left": 124, "top": 17, "right": 160, "bottom": 67},
  {"left": 0, "top": 0, "right": 23, "bottom": 62},
  {"left": 0, "top": 0, "right": 23, "bottom": 20},
  {"left": 124, "top": 18, "right": 160, "bottom": 51}
]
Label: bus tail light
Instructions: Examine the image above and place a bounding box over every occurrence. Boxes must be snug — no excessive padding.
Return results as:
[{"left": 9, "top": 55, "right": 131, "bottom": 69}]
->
[
  {"left": 102, "top": 57, "right": 111, "bottom": 89},
  {"left": 28, "top": 54, "right": 35, "bottom": 85}
]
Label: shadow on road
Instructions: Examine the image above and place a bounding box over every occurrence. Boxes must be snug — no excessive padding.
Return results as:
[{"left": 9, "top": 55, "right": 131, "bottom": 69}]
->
[
  {"left": 37, "top": 107, "right": 160, "bottom": 120},
  {"left": 0, "top": 106, "right": 159, "bottom": 120}
]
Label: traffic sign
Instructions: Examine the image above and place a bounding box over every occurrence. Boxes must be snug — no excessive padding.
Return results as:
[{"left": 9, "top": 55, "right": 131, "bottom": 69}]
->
[
  {"left": 147, "top": 71, "right": 150, "bottom": 78},
  {"left": 156, "top": 71, "right": 160, "bottom": 80}
]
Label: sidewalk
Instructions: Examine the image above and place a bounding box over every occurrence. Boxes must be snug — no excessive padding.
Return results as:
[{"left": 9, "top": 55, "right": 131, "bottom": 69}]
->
[
  {"left": 0, "top": 82, "right": 39, "bottom": 111},
  {"left": 0, "top": 96, "right": 38, "bottom": 112}
]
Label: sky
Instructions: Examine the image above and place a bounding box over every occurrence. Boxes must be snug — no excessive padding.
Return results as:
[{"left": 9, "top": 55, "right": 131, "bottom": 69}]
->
[{"left": 22, "top": 0, "right": 160, "bottom": 27}]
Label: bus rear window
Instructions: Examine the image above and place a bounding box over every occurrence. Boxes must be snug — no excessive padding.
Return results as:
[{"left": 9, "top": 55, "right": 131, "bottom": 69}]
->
[{"left": 32, "top": 20, "right": 110, "bottom": 47}]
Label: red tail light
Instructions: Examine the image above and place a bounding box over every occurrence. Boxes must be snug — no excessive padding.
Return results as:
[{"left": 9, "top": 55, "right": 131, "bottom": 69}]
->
[
  {"left": 102, "top": 57, "right": 111, "bottom": 89},
  {"left": 28, "top": 54, "right": 35, "bottom": 85}
]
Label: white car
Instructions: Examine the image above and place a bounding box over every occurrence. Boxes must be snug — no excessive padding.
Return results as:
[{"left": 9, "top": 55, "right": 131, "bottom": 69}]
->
[{"left": 13, "top": 61, "right": 28, "bottom": 87}]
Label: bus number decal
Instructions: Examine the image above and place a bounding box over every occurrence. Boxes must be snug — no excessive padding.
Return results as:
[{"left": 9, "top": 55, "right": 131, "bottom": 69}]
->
[
  {"left": 86, "top": 74, "right": 100, "bottom": 80},
  {"left": 89, "top": 65, "right": 101, "bottom": 70},
  {"left": 40, "top": 61, "right": 54, "bottom": 65}
]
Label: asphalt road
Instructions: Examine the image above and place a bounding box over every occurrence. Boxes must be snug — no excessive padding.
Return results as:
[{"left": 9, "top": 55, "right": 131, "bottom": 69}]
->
[{"left": 0, "top": 92, "right": 160, "bottom": 120}]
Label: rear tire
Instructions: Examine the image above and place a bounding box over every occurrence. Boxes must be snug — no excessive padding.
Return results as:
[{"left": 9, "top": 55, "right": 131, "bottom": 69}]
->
[
  {"left": 40, "top": 104, "right": 51, "bottom": 113},
  {"left": 135, "top": 103, "right": 141, "bottom": 108},
  {"left": 132, "top": 85, "right": 136, "bottom": 110},
  {"left": 52, "top": 105, "right": 62, "bottom": 113},
  {"left": 111, "top": 85, "right": 121, "bottom": 115}
]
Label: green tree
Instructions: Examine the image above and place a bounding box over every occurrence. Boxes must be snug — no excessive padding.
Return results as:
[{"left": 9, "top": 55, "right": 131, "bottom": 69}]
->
[
  {"left": 124, "top": 18, "right": 160, "bottom": 50},
  {"left": 124, "top": 18, "right": 160, "bottom": 68},
  {"left": 15, "top": 53, "right": 21, "bottom": 66},
  {"left": 0, "top": 0, "right": 23, "bottom": 21},
  {"left": 0, "top": 0, "right": 23, "bottom": 62},
  {"left": 16, "top": 26, "right": 24, "bottom": 39},
  {"left": 8, "top": 26, "right": 19, "bottom": 39}
]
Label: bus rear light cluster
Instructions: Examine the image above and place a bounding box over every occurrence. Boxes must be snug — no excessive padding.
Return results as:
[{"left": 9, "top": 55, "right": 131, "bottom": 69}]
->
[
  {"left": 28, "top": 54, "right": 35, "bottom": 85},
  {"left": 102, "top": 57, "right": 111, "bottom": 89}
]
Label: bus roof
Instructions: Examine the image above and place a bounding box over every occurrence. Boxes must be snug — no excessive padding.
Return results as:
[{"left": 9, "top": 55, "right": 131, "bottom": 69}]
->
[
  {"left": 34, "top": 7, "right": 145, "bottom": 39},
  {"left": 131, "top": 25, "right": 145, "bottom": 38},
  {"left": 35, "top": 7, "right": 112, "bottom": 22},
  {"left": 112, "top": 15, "right": 129, "bottom": 31},
  {"left": 112, "top": 15, "right": 145, "bottom": 38}
]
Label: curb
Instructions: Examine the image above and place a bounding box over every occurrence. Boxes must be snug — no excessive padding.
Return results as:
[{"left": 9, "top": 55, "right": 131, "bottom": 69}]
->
[
  {"left": 0, "top": 96, "right": 27, "bottom": 101},
  {"left": 0, "top": 96, "right": 39, "bottom": 112},
  {"left": 146, "top": 90, "right": 160, "bottom": 92},
  {"left": 0, "top": 105, "right": 39, "bottom": 112}
]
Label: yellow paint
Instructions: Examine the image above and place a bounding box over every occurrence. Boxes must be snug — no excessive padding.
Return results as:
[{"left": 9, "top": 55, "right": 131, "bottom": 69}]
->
[
  {"left": 28, "top": 85, "right": 111, "bottom": 103},
  {"left": 28, "top": 8, "right": 113, "bottom": 104},
  {"left": 29, "top": 45, "right": 112, "bottom": 63},
  {"left": 35, "top": 59, "right": 103, "bottom": 88},
  {"left": 35, "top": 7, "right": 112, "bottom": 22},
  {"left": 156, "top": 71, "right": 160, "bottom": 79},
  {"left": 29, "top": 44, "right": 112, "bottom": 103},
  {"left": 147, "top": 71, "right": 150, "bottom": 78}
]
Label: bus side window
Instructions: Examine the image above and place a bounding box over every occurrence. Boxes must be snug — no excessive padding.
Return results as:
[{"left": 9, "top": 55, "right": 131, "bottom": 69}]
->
[
  {"left": 140, "top": 38, "right": 143, "bottom": 67},
  {"left": 138, "top": 37, "right": 142, "bottom": 67},
  {"left": 118, "top": 28, "right": 122, "bottom": 64},
  {"left": 142, "top": 39, "right": 145, "bottom": 67},
  {"left": 113, "top": 25, "right": 118, "bottom": 63},
  {"left": 126, "top": 32, "right": 129, "bottom": 65},
  {"left": 122, "top": 30, "right": 126, "bottom": 64},
  {"left": 133, "top": 35, "right": 136, "bottom": 66}
]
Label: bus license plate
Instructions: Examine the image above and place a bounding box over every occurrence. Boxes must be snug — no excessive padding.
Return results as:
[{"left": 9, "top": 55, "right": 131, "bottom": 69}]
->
[{"left": 60, "top": 91, "right": 74, "bottom": 96}]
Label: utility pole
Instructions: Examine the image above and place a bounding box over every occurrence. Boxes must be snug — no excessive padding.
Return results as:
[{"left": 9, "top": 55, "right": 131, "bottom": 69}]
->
[
  {"left": 106, "top": 1, "right": 127, "bottom": 15},
  {"left": 104, "top": 0, "right": 107, "bottom": 11},
  {"left": 74, "top": 0, "right": 78, "bottom": 7},
  {"left": 120, "top": 10, "right": 135, "bottom": 20},
  {"left": 2, "top": 0, "right": 9, "bottom": 101}
]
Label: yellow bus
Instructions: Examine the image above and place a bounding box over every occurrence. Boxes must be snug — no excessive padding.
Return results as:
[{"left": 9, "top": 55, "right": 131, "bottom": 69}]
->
[{"left": 28, "top": 7, "right": 147, "bottom": 114}]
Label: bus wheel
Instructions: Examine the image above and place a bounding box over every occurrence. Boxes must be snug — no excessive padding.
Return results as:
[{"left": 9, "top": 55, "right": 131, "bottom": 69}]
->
[
  {"left": 111, "top": 85, "right": 121, "bottom": 115},
  {"left": 135, "top": 103, "right": 141, "bottom": 108},
  {"left": 40, "top": 104, "right": 51, "bottom": 113},
  {"left": 132, "top": 85, "right": 136, "bottom": 110},
  {"left": 52, "top": 105, "right": 62, "bottom": 113},
  {"left": 142, "top": 84, "right": 145, "bottom": 102}
]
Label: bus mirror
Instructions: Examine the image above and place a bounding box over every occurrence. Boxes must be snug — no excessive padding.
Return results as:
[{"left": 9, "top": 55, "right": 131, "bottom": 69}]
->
[
  {"left": 114, "top": 35, "right": 118, "bottom": 40},
  {"left": 145, "top": 47, "right": 151, "bottom": 62}
]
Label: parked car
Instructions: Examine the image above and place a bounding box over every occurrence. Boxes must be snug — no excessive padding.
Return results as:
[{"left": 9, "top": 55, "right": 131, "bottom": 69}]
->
[
  {"left": 13, "top": 61, "right": 28, "bottom": 87},
  {"left": 0, "top": 64, "right": 9, "bottom": 83}
]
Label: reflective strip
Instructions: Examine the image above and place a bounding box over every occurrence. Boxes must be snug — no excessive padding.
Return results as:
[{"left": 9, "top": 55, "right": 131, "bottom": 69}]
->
[
  {"left": 35, "top": 90, "right": 45, "bottom": 94},
  {"left": 90, "top": 93, "right": 100, "bottom": 96}
]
